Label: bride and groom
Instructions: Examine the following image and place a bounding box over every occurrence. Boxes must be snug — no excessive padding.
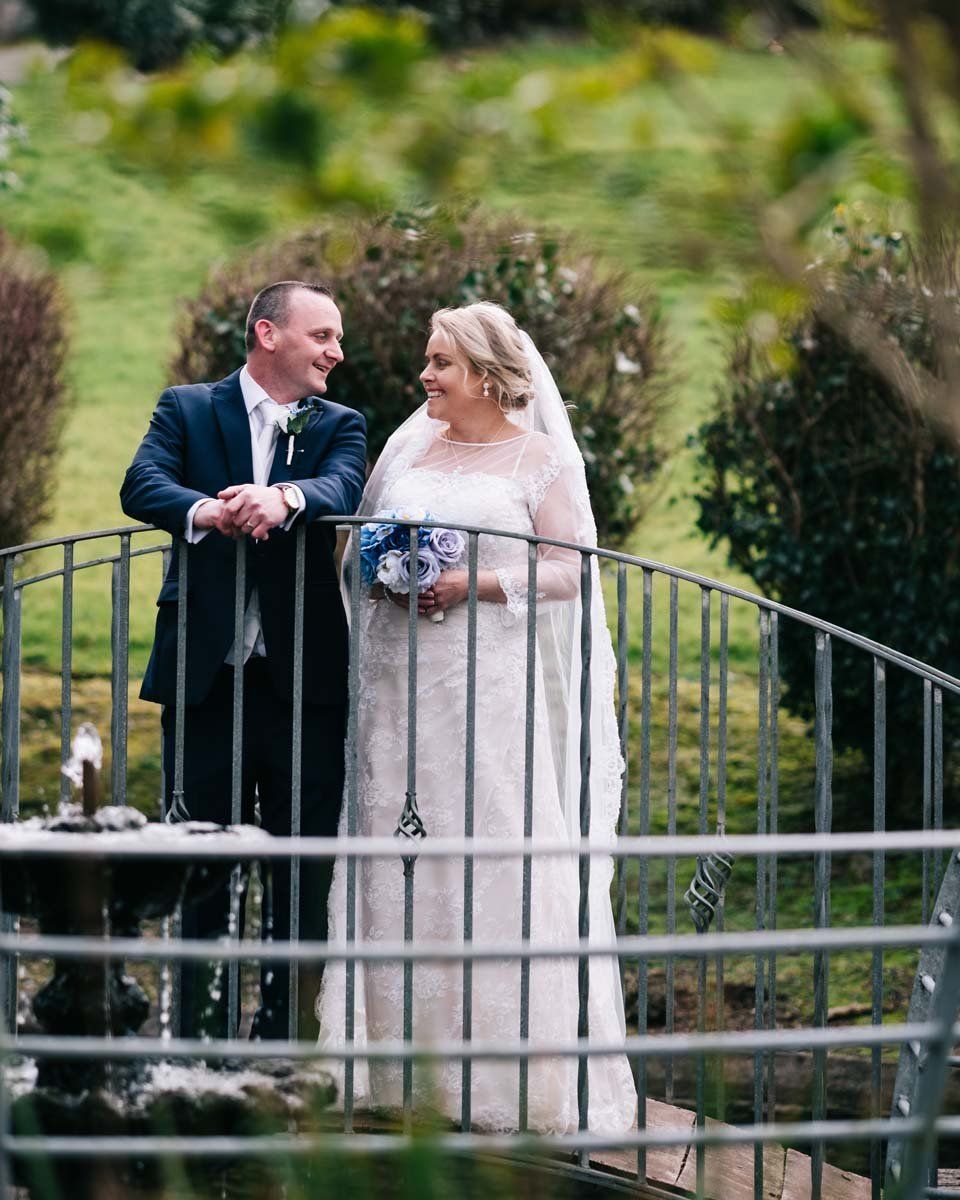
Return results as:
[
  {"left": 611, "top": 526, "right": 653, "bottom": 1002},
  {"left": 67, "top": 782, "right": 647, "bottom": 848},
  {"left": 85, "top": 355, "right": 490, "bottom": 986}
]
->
[{"left": 121, "top": 281, "right": 636, "bottom": 1133}]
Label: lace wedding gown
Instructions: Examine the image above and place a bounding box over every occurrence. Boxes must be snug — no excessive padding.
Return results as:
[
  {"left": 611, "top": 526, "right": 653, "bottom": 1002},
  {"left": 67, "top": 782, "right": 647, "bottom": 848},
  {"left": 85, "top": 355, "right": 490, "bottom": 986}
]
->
[{"left": 317, "top": 428, "right": 637, "bottom": 1134}]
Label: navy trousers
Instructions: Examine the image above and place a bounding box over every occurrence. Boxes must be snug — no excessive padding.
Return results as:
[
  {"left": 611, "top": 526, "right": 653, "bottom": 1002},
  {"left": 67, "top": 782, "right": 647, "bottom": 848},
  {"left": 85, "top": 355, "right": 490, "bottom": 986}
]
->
[{"left": 162, "top": 657, "right": 344, "bottom": 1041}]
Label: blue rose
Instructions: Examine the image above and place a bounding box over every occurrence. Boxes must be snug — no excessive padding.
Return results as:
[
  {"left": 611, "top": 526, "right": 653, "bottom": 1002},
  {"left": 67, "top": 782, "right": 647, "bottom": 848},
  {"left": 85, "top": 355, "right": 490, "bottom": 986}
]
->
[
  {"left": 360, "top": 520, "right": 400, "bottom": 586},
  {"left": 429, "top": 527, "right": 465, "bottom": 566},
  {"left": 398, "top": 547, "right": 441, "bottom": 593}
]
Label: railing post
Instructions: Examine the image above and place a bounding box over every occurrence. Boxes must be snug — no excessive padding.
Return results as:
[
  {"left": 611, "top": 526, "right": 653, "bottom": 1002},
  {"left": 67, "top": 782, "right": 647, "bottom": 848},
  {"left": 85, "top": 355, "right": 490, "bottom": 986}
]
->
[
  {"left": 886, "top": 850, "right": 960, "bottom": 1199},
  {"left": 576, "top": 551, "right": 593, "bottom": 1164},
  {"left": 696, "top": 586, "right": 711, "bottom": 1200},
  {"left": 518, "top": 538, "right": 537, "bottom": 1132},
  {"left": 871, "top": 656, "right": 886, "bottom": 1200},
  {"left": 59, "top": 542, "right": 74, "bottom": 805},
  {"left": 344, "top": 526, "right": 363, "bottom": 1129},
  {"left": 0, "top": 555, "right": 21, "bottom": 1037},
  {"left": 715, "top": 591, "right": 730, "bottom": 1126},
  {"left": 169, "top": 538, "right": 190, "bottom": 1043},
  {"left": 1, "top": 556, "right": 21, "bottom": 824},
  {"left": 110, "top": 533, "right": 131, "bottom": 805},
  {"left": 665, "top": 575, "right": 678, "bottom": 1103},
  {"left": 812, "top": 630, "right": 833, "bottom": 1200},
  {"left": 287, "top": 523, "right": 306, "bottom": 1041},
  {"left": 397, "top": 526, "right": 425, "bottom": 1133},
  {"left": 459, "top": 531, "right": 479, "bottom": 1133},
  {"left": 615, "top": 564, "right": 629, "bottom": 968},
  {"left": 226, "top": 536, "right": 246, "bottom": 1039},
  {"left": 923, "top": 679, "right": 932, "bottom": 926},
  {"left": 755, "top": 608, "right": 770, "bottom": 1200},
  {"left": 765, "top": 612, "right": 780, "bottom": 1127},
  {"left": 636, "top": 566, "right": 652, "bottom": 1185}
]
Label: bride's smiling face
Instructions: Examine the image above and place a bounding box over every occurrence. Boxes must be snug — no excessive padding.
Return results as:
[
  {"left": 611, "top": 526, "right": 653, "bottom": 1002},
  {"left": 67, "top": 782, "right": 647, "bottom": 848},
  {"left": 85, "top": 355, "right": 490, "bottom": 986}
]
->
[{"left": 420, "top": 331, "right": 484, "bottom": 423}]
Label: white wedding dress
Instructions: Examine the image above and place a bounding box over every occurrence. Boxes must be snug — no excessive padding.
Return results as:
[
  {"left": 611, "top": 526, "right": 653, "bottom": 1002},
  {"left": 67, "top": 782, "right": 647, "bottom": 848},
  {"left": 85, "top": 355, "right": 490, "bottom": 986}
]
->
[{"left": 316, "top": 428, "right": 637, "bottom": 1134}]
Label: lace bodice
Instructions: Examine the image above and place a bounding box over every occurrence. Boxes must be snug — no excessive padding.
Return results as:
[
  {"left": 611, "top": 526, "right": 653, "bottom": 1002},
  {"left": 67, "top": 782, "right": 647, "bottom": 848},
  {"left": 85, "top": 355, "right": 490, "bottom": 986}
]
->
[{"left": 380, "top": 430, "right": 581, "bottom": 620}]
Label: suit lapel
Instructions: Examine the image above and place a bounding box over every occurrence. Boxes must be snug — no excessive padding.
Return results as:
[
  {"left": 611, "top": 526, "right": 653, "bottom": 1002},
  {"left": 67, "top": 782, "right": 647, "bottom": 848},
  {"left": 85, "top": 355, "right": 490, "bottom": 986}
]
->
[
  {"left": 212, "top": 370, "right": 254, "bottom": 484},
  {"left": 268, "top": 402, "right": 323, "bottom": 485}
]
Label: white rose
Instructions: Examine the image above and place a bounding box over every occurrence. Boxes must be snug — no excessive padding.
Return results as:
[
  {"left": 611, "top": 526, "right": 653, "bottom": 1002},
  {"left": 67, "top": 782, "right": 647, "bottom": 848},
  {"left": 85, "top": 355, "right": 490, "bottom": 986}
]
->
[{"left": 377, "top": 549, "right": 408, "bottom": 593}]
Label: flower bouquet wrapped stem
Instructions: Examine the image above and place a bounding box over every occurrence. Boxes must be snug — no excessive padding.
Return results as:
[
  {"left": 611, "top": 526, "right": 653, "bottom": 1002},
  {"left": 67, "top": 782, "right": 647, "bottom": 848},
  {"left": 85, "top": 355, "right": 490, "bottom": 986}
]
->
[{"left": 360, "top": 511, "right": 465, "bottom": 623}]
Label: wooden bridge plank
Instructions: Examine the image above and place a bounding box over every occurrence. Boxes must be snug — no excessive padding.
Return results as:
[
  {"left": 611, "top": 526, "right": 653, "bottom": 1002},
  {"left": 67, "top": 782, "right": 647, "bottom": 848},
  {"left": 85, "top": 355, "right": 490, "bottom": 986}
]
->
[
  {"left": 781, "top": 1148, "right": 873, "bottom": 1200},
  {"left": 675, "top": 1118, "right": 786, "bottom": 1200},
  {"left": 592, "top": 1097, "right": 694, "bottom": 1188}
]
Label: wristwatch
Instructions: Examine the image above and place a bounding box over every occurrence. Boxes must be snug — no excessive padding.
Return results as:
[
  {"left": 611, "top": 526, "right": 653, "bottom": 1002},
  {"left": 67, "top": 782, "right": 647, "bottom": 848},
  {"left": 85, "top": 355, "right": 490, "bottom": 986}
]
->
[{"left": 276, "top": 484, "right": 302, "bottom": 516}]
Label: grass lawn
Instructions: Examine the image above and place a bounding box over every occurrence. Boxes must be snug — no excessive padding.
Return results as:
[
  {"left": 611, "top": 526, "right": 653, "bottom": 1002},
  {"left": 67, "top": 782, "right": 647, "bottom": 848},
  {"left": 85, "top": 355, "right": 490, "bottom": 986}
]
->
[{"left": 0, "top": 32, "right": 927, "bottom": 1042}]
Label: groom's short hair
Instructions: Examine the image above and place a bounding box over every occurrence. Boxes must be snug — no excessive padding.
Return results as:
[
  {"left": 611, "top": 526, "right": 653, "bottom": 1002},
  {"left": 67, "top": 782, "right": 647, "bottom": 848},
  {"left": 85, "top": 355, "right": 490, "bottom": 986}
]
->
[{"left": 245, "top": 281, "right": 335, "bottom": 352}]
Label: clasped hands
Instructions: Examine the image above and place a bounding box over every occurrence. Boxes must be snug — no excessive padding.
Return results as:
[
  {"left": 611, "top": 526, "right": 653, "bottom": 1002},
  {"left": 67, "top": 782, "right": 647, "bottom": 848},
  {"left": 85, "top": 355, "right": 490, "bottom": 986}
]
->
[{"left": 194, "top": 484, "right": 288, "bottom": 541}]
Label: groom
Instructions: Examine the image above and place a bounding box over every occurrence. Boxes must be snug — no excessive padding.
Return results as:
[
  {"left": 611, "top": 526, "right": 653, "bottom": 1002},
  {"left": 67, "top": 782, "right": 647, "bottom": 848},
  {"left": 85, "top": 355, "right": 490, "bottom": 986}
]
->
[{"left": 121, "top": 281, "right": 366, "bottom": 1041}]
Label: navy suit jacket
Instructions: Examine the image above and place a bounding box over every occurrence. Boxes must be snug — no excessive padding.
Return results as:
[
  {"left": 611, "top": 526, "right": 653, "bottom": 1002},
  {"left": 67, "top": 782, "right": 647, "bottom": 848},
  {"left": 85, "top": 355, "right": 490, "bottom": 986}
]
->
[{"left": 120, "top": 369, "right": 367, "bottom": 708}]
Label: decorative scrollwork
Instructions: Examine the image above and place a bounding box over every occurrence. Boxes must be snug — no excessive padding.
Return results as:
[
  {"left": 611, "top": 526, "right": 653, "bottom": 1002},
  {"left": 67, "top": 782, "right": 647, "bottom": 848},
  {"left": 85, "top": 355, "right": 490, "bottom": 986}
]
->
[
  {"left": 163, "top": 791, "right": 192, "bottom": 825},
  {"left": 685, "top": 850, "right": 735, "bottom": 933},
  {"left": 394, "top": 790, "right": 427, "bottom": 876}
]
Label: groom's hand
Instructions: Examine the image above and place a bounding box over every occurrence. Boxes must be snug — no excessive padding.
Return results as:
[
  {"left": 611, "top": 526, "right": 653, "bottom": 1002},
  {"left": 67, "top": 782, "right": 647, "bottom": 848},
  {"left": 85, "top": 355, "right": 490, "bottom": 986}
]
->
[
  {"left": 193, "top": 499, "right": 244, "bottom": 539},
  {"left": 218, "top": 484, "right": 288, "bottom": 541}
]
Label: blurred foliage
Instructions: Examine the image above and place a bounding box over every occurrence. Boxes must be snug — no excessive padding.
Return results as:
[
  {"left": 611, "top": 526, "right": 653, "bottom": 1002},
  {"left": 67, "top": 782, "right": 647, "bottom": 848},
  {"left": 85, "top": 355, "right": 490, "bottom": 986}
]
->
[
  {"left": 328, "top": 0, "right": 820, "bottom": 44},
  {"left": 694, "top": 217, "right": 960, "bottom": 817},
  {"left": 0, "top": 86, "right": 26, "bottom": 192},
  {"left": 627, "top": 0, "right": 820, "bottom": 31},
  {"left": 770, "top": 93, "right": 873, "bottom": 195},
  {"left": 56, "top": 10, "right": 733, "bottom": 217},
  {"left": 171, "top": 212, "right": 668, "bottom": 547},
  {"left": 58, "top": 8, "right": 442, "bottom": 200},
  {"left": 24, "top": 0, "right": 289, "bottom": 71},
  {"left": 0, "top": 232, "right": 70, "bottom": 552}
]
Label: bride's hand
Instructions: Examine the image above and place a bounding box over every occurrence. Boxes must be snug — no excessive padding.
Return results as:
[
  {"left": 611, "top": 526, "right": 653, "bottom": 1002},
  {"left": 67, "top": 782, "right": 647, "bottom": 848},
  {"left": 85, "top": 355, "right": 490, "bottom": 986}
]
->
[{"left": 419, "top": 569, "right": 468, "bottom": 616}]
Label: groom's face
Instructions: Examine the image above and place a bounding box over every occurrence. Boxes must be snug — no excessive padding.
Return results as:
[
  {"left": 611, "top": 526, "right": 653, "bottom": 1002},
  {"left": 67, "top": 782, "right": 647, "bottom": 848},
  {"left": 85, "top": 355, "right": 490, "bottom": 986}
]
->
[{"left": 272, "top": 290, "right": 345, "bottom": 400}]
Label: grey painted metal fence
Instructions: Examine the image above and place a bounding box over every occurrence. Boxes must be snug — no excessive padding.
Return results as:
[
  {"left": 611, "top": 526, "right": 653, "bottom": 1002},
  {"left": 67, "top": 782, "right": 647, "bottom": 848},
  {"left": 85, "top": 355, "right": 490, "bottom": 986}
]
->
[{"left": 0, "top": 518, "right": 958, "bottom": 1200}]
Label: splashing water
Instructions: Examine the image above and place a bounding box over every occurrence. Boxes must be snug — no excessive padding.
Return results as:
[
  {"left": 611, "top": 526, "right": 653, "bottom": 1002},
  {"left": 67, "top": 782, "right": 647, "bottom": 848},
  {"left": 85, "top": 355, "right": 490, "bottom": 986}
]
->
[{"left": 159, "top": 916, "right": 173, "bottom": 1042}]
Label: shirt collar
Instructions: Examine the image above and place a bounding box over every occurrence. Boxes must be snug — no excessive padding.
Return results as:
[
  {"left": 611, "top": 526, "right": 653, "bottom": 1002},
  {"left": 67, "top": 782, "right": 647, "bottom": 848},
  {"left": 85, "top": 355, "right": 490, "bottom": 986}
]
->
[{"left": 239, "top": 364, "right": 278, "bottom": 417}]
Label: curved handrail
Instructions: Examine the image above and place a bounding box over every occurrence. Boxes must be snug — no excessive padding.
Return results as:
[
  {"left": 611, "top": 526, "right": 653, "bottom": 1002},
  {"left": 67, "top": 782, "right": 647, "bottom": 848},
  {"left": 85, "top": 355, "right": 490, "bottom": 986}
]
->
[
  {"left": 2, "top": 518, "right": 958, "bottom": 697},
  {"left": 0, "top": 518, "right": 950, "bottom": 1196}
]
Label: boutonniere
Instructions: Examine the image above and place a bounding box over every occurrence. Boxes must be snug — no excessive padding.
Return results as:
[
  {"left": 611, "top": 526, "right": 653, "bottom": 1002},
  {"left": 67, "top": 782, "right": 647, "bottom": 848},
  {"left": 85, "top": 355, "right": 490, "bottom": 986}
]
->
[{"left": 283, "top": 398, "right": 322, "bottom": 466}]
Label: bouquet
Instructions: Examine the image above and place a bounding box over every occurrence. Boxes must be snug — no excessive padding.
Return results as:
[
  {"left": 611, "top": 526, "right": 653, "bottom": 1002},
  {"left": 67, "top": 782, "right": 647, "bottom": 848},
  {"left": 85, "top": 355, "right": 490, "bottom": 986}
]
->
[{"left": 359, "top": 510, "right": 465, "bottom": 623}]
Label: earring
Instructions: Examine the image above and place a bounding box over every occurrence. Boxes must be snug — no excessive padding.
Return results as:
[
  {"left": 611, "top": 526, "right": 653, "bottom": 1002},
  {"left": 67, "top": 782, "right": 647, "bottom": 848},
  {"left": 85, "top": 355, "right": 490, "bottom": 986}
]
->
[{"left": 483, "top": 381, "right": 491, "bottom": 398}]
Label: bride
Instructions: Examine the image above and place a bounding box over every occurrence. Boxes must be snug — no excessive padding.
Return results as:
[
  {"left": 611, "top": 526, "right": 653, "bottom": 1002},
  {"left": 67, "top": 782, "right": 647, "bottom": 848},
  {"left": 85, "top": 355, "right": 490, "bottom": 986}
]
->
[{"left": 317, "top": 301, "right": 636, "bottom": 1133}]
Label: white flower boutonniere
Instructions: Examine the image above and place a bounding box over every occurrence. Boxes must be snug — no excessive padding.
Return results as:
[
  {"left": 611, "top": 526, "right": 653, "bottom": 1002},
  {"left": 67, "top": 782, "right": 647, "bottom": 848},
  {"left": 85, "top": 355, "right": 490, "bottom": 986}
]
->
[{"left": 283, "top": 398, "right": 322, "bottom": 465}]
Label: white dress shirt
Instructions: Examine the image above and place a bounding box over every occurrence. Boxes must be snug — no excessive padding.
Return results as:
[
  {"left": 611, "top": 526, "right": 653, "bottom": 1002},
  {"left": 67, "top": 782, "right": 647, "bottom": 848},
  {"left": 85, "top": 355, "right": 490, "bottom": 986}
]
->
[{"left": 184, "top": 365, "right": 307, "bottom": 665}]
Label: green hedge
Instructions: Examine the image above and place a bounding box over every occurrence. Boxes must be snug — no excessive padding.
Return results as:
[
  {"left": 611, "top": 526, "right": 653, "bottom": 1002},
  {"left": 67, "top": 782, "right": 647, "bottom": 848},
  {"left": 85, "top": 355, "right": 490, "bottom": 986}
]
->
[
  {"left": 327, "top": 0, "right": 819, "bottom": 43},
  {"left": 0, "top": 232, "right": 69, "bottom": 552},
  {"left": 694, "top": 228, "right": 960, "bottom": 819},
  {"left": 25, "top": 0, "right": 287, "bottom": 70}
]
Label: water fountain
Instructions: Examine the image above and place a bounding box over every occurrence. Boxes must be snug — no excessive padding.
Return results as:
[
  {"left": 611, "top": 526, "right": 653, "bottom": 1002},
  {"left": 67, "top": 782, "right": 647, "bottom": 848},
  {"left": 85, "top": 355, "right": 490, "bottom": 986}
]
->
[{"left": 0, "top": 725, "right": 336, "bottom": 1196}]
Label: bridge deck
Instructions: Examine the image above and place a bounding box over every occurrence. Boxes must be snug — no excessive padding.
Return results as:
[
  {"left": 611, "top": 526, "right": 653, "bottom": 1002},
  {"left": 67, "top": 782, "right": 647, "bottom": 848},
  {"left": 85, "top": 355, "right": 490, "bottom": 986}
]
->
[
  {"left": 590, "top": 1098, "right": 871, "bottom": 1200},
  {"left": 335, "top": 1096, "right": 872, "bottom": 1199}
]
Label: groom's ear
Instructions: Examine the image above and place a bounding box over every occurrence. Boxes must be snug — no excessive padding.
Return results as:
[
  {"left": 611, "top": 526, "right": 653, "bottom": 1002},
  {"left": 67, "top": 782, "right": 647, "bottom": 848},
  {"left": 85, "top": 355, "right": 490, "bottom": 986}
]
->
[{"left": 254, "top": 318, "right": 278, "bottom": 353}]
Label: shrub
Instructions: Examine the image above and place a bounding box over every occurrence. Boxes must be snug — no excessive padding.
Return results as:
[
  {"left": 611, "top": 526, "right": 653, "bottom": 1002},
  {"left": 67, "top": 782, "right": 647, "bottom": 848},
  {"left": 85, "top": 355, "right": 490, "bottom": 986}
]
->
[
  {"left": 694, "top": 229, "right": 960, "bottom": 820},
  {"left": 615, "top": 0, "right": 818, "bottom": 34},
  {"left": 0, "top": 233, "right": 69, "bottom": 552},
  {"left": 327, "top": 0, "right": 818, "bottom": 43},
  {"left": 25, "top": 0, "right": 287, "bottom": 71},
  {"left": 171, "top": 213, "right": 667, "bottom": 548}
]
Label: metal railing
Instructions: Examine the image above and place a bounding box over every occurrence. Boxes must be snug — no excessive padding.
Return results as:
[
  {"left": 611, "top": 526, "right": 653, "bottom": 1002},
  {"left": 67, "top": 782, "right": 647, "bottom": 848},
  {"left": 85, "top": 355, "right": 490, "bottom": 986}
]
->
[{"left": 0, "top": 517, "right": 958, "bottom": 1200}]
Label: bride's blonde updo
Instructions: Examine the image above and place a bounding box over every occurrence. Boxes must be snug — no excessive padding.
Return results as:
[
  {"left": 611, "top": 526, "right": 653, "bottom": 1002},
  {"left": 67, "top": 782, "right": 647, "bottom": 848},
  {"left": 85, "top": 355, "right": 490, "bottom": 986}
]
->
[{"left": 430, "top": 301, "right": 533, "bottom": 411}]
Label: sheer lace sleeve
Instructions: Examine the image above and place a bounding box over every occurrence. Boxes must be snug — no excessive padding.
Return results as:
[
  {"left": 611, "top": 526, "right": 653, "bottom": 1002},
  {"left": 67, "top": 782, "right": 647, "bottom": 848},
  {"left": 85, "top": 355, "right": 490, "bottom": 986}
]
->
[{"left": 496, "top": 446, "right": 582, "bottom": 625}]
